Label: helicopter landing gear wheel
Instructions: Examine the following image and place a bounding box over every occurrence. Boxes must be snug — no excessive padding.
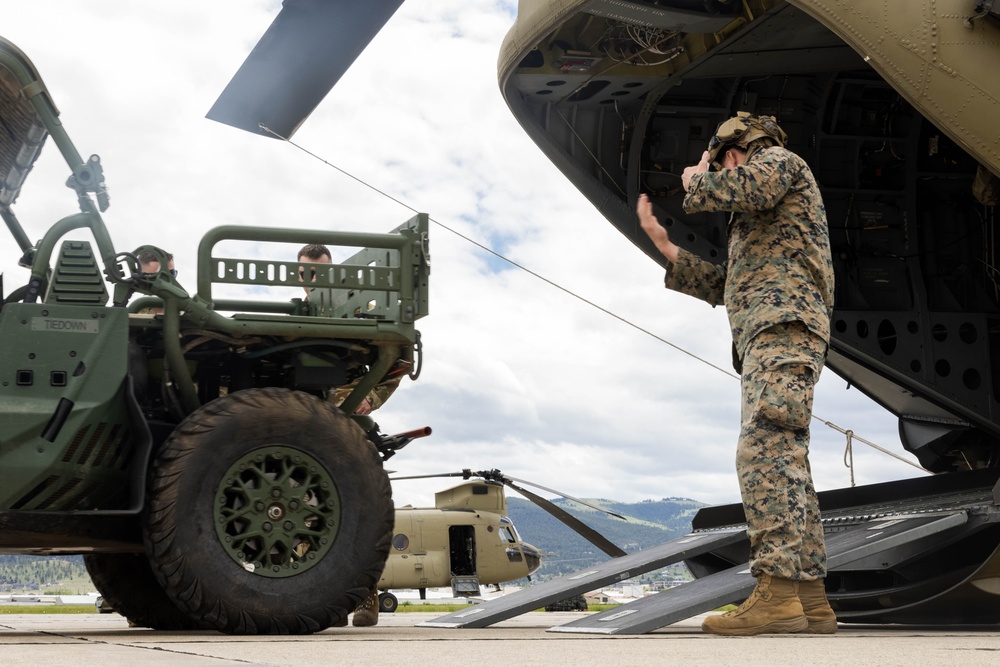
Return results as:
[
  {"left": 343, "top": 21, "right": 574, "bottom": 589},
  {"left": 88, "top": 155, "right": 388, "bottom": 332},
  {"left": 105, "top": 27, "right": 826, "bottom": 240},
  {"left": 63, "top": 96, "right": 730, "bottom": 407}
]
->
[
  {"left": 83, "top": 553, "right": 201, "bottom": 630},
  {"left": 378, "top": 592, "right": 398, "bottom": 613},
  {"left": 143, "top": 388, "right": 393, "bottom": 634}
]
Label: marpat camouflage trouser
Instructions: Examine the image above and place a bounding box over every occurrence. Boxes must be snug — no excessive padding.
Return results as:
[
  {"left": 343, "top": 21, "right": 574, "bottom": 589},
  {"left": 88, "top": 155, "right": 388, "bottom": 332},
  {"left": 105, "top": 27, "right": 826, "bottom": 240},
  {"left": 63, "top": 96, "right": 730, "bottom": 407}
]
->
[{"left": 738, "top": 320, "right": 827, "bottom": 580}]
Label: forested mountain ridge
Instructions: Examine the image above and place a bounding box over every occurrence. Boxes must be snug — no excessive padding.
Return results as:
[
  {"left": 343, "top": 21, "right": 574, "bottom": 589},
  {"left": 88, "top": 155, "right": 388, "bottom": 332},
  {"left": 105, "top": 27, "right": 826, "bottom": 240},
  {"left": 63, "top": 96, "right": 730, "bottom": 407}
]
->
[{"left": 506, "top": 496, "right": 707, "bottom": 580}]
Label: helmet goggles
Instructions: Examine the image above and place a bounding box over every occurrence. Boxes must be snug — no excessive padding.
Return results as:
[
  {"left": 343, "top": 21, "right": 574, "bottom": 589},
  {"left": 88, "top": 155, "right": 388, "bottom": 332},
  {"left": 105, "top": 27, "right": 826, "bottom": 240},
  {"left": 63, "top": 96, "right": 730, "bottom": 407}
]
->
[{"left": 706, "top": 112, "right": 788, "bottom": 169}]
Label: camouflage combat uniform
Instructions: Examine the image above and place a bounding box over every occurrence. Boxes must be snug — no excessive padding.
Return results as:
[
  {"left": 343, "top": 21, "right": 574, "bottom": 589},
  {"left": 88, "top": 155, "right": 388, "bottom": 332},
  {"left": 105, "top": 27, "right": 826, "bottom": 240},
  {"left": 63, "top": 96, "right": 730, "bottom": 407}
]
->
[
  {"left": 330, "top": 376, "right": 402, "bottom": 412},
  {"left": 666, "top": 145, "right": 835, "bottom": 580},
  {"left": 329, "top": 360, "right": 409, "bottom": 412}
]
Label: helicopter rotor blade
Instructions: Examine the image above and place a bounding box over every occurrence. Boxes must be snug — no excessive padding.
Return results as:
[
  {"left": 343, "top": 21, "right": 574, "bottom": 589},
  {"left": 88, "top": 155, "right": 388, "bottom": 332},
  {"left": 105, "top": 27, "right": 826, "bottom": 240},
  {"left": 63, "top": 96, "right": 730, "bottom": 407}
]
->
[
  {"left": 502, "top": 474, "right": 627, "bottom": 520},
  {"left": 502, "top": 479, "right": 626, "bottom": 559},
  {"left": 206, "top": 0, "right": 404, "bottom": 139},
  {"left": 389, "top": 469, "right": 476, "bottom": 482},
  {"left": 389, "top": 472, "right": 468, "bottom": 482}
]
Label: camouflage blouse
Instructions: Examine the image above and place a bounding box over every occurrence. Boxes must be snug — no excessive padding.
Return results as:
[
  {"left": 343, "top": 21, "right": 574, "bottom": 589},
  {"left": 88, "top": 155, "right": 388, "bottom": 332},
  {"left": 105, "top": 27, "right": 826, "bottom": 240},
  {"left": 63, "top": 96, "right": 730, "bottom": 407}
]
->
[{"left": 667, "top": 146, "right": 835, "bottom": 361}]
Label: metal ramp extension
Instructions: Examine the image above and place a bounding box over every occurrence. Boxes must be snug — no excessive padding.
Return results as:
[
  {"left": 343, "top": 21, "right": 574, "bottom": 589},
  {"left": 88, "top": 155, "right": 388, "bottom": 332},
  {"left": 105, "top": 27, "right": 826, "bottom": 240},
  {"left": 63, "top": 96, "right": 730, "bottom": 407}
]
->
[
  {"left": 421, "top": 511, "right": 969, "bottom": 634},
  {"left": 419, "top": 527, "right": 745, "bottom": 629}
]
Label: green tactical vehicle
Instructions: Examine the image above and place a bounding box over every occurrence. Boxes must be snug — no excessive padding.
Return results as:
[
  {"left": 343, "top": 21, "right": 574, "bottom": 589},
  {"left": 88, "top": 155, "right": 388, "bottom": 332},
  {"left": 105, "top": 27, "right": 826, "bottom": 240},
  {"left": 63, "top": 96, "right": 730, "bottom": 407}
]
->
[{"left": 0, "top": 36, "right": 430, "bottom": 634}]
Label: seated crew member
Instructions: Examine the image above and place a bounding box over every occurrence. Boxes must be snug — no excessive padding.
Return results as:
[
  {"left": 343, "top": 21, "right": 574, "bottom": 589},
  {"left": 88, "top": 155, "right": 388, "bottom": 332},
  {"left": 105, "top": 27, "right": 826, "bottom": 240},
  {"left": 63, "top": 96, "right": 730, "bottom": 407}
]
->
[
  {"left": 136, "top": 250, "right": 176, "bottom": 315},
  {"left": 296, "top": 243, "right": 406, "bottom": 417},
  {"left": 138, "top": 250, "right": 176, "bottom": 277},
  {"left": 297, "top": 243, "right": 331, "bottom": 302},
  {"left": 296, "top": 243, "right": 405, "bottom": 627}
]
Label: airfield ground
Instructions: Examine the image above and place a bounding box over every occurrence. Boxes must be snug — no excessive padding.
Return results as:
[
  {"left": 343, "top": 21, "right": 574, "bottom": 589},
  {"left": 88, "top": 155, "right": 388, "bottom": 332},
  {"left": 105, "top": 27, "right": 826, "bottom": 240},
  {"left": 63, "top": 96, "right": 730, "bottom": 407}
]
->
[{"left": 1, "top": 611, "right": 998, "bottom": 666}]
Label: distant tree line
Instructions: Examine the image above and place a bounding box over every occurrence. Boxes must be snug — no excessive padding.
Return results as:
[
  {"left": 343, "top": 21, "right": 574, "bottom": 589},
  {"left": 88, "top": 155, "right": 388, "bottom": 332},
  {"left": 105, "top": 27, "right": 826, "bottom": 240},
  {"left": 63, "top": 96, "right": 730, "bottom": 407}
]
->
[{"left": 0, "top": 555, "right": 88, "bottom": 592}]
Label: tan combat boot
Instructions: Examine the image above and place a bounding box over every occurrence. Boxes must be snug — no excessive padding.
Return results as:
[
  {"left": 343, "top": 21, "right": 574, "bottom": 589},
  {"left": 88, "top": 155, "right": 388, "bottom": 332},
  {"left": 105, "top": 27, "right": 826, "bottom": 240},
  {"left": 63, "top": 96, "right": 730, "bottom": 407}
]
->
[
  {"left": 797, "top": 579, "right": 838, "bottom": 634},
  {"left": 352, "top": 587, "right": 380, "bottom": 627},
  {"left": 702, "top": 574, "right": 808, "bottom": 636}
]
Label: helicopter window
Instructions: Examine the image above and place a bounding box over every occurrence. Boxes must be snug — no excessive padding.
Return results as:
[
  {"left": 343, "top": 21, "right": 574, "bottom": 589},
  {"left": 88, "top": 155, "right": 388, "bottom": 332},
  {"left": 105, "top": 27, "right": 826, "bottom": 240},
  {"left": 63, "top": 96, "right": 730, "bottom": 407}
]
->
[
  {"left": 499, "top": 516, "right": 521, "bottom": 542},
  {"left": 498, "top": 526, "right": 516, "bottom": 543},
  {"left": 392, "top": 534, "right": 409, "bottom": 551}
]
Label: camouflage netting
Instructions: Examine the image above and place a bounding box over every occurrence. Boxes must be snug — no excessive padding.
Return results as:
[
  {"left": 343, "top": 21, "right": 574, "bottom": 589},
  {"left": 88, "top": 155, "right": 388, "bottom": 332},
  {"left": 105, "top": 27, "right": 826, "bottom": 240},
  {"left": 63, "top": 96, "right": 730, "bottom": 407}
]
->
[{"left": 0, "top": 63, "right": 47, "bottom": 208}]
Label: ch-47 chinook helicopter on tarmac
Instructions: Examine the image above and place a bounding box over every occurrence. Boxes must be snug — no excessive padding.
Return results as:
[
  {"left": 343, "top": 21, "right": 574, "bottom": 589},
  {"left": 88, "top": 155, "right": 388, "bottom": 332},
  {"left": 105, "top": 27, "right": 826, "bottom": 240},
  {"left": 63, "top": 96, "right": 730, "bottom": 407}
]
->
[
  {"left": 220, "top": 0, "right": 1000, "bottom": 632},
  {"left": 377, "top": 469, "right": 626, "bottom": 612}
]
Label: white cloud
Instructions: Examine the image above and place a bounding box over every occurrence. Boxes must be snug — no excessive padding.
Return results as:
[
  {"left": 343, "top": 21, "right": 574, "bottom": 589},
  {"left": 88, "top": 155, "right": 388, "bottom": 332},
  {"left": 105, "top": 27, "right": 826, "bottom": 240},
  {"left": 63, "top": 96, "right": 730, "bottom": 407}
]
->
[{"left": 3, "top": 1, "right": 920, "bottom": 513}]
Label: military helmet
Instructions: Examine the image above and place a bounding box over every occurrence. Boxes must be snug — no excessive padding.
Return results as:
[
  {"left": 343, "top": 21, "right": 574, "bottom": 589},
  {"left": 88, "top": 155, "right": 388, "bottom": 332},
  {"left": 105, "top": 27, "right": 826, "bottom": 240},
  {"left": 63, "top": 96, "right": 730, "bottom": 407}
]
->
[{"left": 706, "top": 111, "right": 788, "bottom": 168}]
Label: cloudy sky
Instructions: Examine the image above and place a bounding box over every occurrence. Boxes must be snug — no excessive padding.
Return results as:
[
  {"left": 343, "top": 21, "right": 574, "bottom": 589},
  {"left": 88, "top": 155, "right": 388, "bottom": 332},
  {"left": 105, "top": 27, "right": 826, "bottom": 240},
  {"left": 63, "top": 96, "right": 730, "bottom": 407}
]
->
[{"left": 4, "top": 1, "right": 925, "bottom": 511}]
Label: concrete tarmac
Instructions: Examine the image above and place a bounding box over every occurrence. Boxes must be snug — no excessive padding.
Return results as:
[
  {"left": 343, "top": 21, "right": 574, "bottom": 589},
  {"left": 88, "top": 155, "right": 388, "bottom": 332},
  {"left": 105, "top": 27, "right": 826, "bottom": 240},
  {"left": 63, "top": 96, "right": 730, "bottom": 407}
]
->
[{"left": 1, "top": 611, "right": 999, "bottom": 667}]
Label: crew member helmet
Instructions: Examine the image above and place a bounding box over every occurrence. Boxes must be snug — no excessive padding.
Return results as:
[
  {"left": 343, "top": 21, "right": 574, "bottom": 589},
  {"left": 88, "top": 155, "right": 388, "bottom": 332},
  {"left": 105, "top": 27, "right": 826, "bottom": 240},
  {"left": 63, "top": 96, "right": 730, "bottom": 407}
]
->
[{"left": 706, "top": 112, "right": 788, "bottom": 169}]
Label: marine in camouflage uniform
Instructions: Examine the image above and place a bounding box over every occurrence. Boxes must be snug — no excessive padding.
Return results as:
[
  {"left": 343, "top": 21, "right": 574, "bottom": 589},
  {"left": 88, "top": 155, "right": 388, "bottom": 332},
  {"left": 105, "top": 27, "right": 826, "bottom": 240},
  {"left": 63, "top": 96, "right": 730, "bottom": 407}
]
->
[
  {"left": 637, "top": 115, "right": 836, "bottom": 635},
  {"left": 675, "top": 142, "right": 834, "bottom": 581}
]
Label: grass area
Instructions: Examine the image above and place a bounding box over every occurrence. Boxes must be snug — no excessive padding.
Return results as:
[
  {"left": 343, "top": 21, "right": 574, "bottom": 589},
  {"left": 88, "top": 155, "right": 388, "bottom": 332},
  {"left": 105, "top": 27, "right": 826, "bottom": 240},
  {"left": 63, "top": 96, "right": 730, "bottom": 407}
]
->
[
  {"left": 392, "top": 603, "right": 626, "bottom": 614},
  {"left": 395, "top": 604, "right": 469, "bottom": 613},
  {"left": 0, "top": 605, "right": 96, "bottom": 614},
  {"left": 1, "top": 603, "right": 521, "bottom": 615},
  {"left": 0, "top": 602, "right": 658, "bottom": 616}
]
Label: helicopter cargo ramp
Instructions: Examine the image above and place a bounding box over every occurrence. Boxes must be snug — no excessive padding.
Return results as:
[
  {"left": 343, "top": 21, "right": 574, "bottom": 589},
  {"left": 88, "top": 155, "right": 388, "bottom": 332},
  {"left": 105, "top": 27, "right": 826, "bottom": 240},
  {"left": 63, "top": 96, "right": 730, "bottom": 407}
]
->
[
  {"left": 419, "top": 527, "right": 745, "bottom": 629},
  {"left": 421, "top": 471, "right": 1000, "bottom": 635},
  {"left": 423, "top": 509, "right": 984, "bottom": 634},
  {"left": 552, "top": 510, "right": 971, "bottom": 635}
]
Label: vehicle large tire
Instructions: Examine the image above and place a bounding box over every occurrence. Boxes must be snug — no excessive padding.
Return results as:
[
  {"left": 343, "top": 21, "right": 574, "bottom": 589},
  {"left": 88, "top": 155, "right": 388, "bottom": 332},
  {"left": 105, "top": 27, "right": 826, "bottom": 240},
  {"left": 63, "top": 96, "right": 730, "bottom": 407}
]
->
[
  {"left": 83, "top": 553, "right": 202, "bottom": 630},
  {"left": 143, "top": 388, "right": 393, "bottom": 634}
]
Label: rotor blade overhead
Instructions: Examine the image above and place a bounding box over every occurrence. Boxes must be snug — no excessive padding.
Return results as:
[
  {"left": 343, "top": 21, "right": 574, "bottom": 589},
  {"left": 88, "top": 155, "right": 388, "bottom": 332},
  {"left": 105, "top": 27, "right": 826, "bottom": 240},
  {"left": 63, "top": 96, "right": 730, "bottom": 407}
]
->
[
  {"left": 503, "top": 480, "right": 626, "bottom": 559},
  {"left": 207, "top": 0, "right": 404, "bottom": 139}
]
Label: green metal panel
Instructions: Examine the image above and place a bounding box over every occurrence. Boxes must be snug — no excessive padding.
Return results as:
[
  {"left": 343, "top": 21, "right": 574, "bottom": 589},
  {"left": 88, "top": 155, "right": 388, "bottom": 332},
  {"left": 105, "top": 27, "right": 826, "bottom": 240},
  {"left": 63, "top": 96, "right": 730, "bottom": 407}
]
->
[
  {"left": 45, "top": 240, "right": 108, "bottom": 305},
  {"left": 195, "top": 213, "right": 430, "bottom": 332},
  {"left": 0, "top": 302, "right": 132, "bottom": 510}
]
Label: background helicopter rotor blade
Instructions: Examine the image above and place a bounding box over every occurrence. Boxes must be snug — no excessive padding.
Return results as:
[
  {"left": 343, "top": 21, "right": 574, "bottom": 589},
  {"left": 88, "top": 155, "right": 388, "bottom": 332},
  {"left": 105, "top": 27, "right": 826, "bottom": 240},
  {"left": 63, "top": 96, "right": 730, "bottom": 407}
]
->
[
  {"left": 502, "top": 473, "right": 627, "bottom": 520},
  {"left": 206, "top": 0, "right": 404, "bottom": 139},
  {"left": 501, "top": 479, "right": 626, "bottom": 559},
  {"left": 389, "top": 469, "right": 477, "bottom": 482}
]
